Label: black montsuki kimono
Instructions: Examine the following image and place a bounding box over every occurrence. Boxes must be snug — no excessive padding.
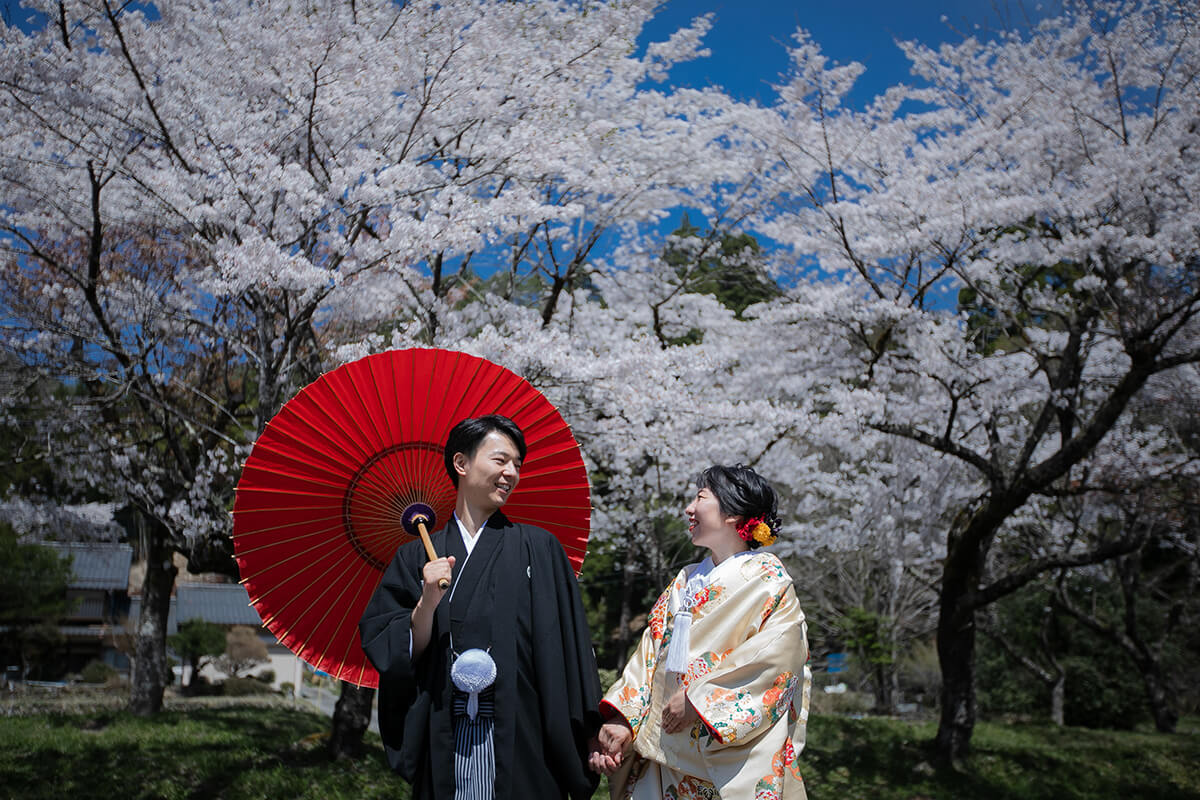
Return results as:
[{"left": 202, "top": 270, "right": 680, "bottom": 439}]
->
[{"left": 359, "top": 512, "right": 602, "bottom": 800}]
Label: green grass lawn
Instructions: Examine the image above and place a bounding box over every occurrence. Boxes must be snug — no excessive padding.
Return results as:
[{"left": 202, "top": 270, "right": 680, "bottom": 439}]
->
[
  {"left": 798, "top": 715, "right": 1200, "bottom": 800},
  {"left": 1, "top": 700, "right": 1197, "bottom": 800},
  {"left": 0, "top": 700, "right": 396, "bottom": 800}
]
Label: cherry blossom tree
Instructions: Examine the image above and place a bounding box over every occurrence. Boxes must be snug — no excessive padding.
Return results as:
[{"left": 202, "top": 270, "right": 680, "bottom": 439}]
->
[
  {"left": 745, "top": 0, "right": 1200, "bottom": 759},
  {"left": 1043, "top": 367, "right": 1200, "bottom": 732},
  {"left": 1, "top": 0, "right": 757, "bottom": 729},
  {"left": 7, "top": 0, "right": 1195, "bottom": 770}
]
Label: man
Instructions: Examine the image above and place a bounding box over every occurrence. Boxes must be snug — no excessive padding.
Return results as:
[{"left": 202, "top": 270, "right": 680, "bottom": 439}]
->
[{"left": 360, "top": 414, "right": 602, "bottom": 800}]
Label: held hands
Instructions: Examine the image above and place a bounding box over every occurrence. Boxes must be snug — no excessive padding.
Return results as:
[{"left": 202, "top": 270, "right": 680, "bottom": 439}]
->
[
  {"left": 587, "top": 719, "right": 633, "bottom": 776},
  {"left": 661, "top": 687, "right": 698, "bottom": 734},
  {"left": 586, "top": 690, "right": 696, "bottom": 777}
]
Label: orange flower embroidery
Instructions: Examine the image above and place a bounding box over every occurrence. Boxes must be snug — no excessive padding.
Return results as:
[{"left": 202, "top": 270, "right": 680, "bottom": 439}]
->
[
  {"left": 683, "top": 648, "right": 734, "bottom": 686},
  {"left": 671, "top": 775, "right": 717, "bottom": 800},
  {"left": 648, "top": 589, "right": 670, "bottom": 641},
  {"left": 762, "top": 672, "right": 796, "bottom": 723},
  {"left": 759, "top": 589, "right": 785, "bottom": 626},
  {"left": 753, "top": 742, "right": 789, "bottom": 799},
  {"left": 688, "top": 583, "right": 725, "bottom": 610}
]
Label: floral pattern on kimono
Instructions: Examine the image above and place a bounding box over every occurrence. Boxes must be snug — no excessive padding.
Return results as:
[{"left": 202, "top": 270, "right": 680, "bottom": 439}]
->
[
  {"left": 619, "top": 755, "right": 719, "bottom": 800},
  {"left": 754, "top": 737, "right": 805, "bottom": 800},
  {"left": 666, "top": 775, "right": 717, "bottom": 800},
  {"left": 649, "top": 584, "right": 673, "bottom": 641},
  {"left": 752, "top": 557, "right": 789, "bottom": 583},
  {"left": 683, "top": 649, "right": 734, "bottom": 687},
  {"left": 615, "top": 682, "right": 654, "bottom": 733},
  {"left": 602, "top": 552, "right": 811, "bottom": 800},
  {"left": 687, "top": 584, "right": 726, "bottom": 611},
  {"left": 759, "top": 590, "right": 785, "bottom": 627},
  {"left": 697, "top": 686, "right": 762, "bottom": 744},
  {"left": 763, "top": 673, "right": 799, "bottom": 726}
]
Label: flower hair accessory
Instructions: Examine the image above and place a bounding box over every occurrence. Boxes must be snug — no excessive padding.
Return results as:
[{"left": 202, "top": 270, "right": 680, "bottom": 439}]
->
[{"left": 737, "top": 516, "right": 776, "bottom": 546}]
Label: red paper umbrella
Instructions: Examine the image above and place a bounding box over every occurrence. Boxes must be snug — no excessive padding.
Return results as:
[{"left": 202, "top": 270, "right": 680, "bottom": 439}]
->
[{"left": 231, "top": 348, "right": 591, "bottom": 688}]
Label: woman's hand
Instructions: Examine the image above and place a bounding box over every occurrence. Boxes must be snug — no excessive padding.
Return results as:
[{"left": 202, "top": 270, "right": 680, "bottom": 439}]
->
[
  {"left": 588, "top": 719, "right": 633, "bottom": 775},
  {"left": 661, "top": 687, "right": 698, "bottom": 734},
  {"left": 586, "top": 739, "right": 620, "bottom": 776}
]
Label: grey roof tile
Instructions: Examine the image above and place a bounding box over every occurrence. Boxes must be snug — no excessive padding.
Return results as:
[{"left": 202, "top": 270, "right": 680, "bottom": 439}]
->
[{"left": 44, "top": 542, "right": 132, "bottom": 590}]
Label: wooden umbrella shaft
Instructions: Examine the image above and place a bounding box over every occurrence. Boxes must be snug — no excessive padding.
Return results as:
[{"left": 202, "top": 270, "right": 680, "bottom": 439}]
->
[{"left": 417, "top": 519, "right": 450, "bottom": 589}]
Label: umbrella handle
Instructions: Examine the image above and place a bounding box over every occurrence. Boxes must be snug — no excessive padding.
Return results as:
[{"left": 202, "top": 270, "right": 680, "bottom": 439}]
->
[{"left": 416, "top": 519, "right": 450, "bottom": 589}]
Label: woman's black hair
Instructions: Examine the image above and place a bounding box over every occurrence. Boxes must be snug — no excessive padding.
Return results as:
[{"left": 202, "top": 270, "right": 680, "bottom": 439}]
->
[
  {"left": 443, "top": 414, "right": 527, "bottom": 487},
  {"left": 697, "top": 464, "right": 781, "bottom": 549}
]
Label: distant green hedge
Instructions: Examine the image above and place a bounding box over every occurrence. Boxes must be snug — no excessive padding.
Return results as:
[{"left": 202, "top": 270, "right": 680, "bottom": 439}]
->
[
  {"left": 222, "top": 676, "right": 274, "bottom": 696},
  {"left": 80, "top": 660, "right": 118, "bottom": 684}
]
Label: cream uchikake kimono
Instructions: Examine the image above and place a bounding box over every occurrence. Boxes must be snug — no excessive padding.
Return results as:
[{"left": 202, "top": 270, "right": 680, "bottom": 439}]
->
[{"left": 601, "top": 551, "right": 812, "bottom": 800}]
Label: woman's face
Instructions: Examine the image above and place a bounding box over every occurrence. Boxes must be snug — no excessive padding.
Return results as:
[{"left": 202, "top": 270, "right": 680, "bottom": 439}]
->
[{"left": 685, "top": 486, "right": 739, "bottom": 549}]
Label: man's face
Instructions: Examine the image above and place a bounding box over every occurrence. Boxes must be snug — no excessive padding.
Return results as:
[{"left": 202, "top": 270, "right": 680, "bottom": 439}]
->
[{"left": 453, "top": 430, "right": 522, "bottom": 512}]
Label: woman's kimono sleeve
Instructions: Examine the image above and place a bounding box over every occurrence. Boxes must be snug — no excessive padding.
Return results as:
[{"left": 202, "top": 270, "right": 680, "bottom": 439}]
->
[
  {"left": 683, "top": 581, "right": 810, "bottom": 751},
  {"left": 600, "top": 576, "right": 678, "bottom": 737}
]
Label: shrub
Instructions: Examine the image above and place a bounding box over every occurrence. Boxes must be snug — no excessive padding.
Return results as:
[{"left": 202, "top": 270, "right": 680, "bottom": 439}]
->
[
  {"left": 215, "top": 626, "right": 269, "bottom": 678},
  {"left": 222, "top": 677, "right": 273, "bottom": 697},
  {"left": 810, "top": 688, "right": 874, "bottom": 715},
  {"left": 898, "top": 638, "right": 941, "bottom": 706},
  {"left": 1063, "top": 657, "right": 1145, "bottom": 730},
  {"left": 976, "top": 638, "right": 1048, "bottom": 717},
  {"left": 186, "top": 674, "right": 220, "bottom": 697},
  {"left": 279, "top": 682, "right": 295, "bottom": 696},
  {"left": 254, "top": 670, "right": 275, "bottom": 684},
  {"left": 80, "top": 660, "right": 118, "bottom": 685}
]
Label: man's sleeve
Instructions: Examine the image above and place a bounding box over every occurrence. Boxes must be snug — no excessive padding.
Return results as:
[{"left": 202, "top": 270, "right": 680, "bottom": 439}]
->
[
  {"left": 530, "top": 529, "right": 604, "bottom": 800},
  {"left": 359, "top": 544, "right": 422, "bottom": 682}
]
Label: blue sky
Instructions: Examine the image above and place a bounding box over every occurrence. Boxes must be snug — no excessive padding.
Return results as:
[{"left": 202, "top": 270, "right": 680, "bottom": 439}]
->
[
  {"left": 1, "top": 0, "right": 1060, "bottom": 291},
  {"left": 641, "top": 0, "right": 1062, "bottom": 107},
  {"left": 628, "top": 1, "right": 1067, "bottom": 295},
  {"left": 2, "top": 0, "right": 1060, "bottom": 106}
]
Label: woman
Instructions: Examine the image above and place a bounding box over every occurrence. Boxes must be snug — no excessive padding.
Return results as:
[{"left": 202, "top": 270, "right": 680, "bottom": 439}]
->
[{"left": 589, "top": 465, "right": 811, "bottom": 800}]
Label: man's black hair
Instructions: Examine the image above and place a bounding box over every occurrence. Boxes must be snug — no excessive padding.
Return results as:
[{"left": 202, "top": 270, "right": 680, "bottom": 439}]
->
[{"left": 443, "top": 414, "right": 527, "bottom": 487}]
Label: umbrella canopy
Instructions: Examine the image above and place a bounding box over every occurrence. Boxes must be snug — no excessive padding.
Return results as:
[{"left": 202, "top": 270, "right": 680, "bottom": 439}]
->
[{"left": 232, "top": 348, "right": 591, "bottom": 688}]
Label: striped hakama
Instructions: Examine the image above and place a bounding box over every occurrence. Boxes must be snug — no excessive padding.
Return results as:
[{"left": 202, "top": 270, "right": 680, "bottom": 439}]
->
[{"left": 452, "top": 687, "right": 496, "bottom": 800}]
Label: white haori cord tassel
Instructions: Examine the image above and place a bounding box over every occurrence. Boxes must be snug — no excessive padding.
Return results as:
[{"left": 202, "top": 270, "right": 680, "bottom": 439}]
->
[
  {"left": 664, "top": 610, "right": 692, "bottom": 673},
  {"left": 665, "top": 560, "right": 718, "bottom": 674}
]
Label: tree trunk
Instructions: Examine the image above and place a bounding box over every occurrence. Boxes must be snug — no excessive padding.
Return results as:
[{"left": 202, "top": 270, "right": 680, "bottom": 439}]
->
[
  {"left": 129, "top": 525, "right": 178, "bottom": 716},
  {"left": 1041, "top": 624, "right": 1066, "bottom": 729},
  {"left": 890, "top": 660, "right": 901, "bottom": 715},
  {"left": 935, "top": 595, "right": 976, "bottom": 763},
  {"left": 1119, "top": 559, "right": 1179, "bottom": 734},
  {"left": 184, "top": 656, "right": 198, "bottom": 694},
  {"left": 328, "top": 682, "right": 375, "bottom": 759},
  {"left": 934, "top": 514, "right": 990, "bottom": 763},
  {"left": 1050, "top": 673, "right": 1065, "bottom": 727},
  {"left": 934, "top": 493, "right": 1030, "bottom": 762},
  {"left": 873, "top": 662, "right": 894, "bottom": 713},
  {"left": 613, "top": 544, "right": 637, "bottom": 668},
  {"left": 1132, "top": 653, "right": 1177, "bottom": 733}
]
